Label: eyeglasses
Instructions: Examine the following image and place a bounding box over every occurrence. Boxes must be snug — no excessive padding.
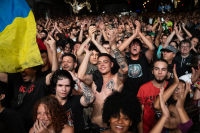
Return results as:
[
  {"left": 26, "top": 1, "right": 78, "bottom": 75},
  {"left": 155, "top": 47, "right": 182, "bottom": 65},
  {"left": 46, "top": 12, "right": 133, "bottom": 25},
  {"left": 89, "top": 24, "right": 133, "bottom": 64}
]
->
[{"left": 180, "top": 46, "right": 190, "bottom": 48}]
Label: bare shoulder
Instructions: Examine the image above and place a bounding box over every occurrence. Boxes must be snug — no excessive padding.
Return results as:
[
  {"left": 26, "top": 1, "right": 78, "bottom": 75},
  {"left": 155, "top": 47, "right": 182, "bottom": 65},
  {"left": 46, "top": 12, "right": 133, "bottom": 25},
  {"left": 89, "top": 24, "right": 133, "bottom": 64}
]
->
[
  {"left": 61, "top": 124, "right": 74, "bottom": 133},
  {"left": 29, "top": 127, "right": 34, "bottom": 133}
]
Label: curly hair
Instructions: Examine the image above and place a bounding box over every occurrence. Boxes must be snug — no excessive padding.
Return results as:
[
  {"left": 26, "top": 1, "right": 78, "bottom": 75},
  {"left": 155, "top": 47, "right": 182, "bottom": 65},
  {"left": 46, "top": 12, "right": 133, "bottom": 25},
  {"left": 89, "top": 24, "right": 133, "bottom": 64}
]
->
[
  {"left": 33, "top": 96, "right": 68, "bottom": 133},
  {"left": 50, "top": 70, "right": 75, "bottom": 96},
  {"left": 102, "top": 91, "right": 142, "bottom": 127}
]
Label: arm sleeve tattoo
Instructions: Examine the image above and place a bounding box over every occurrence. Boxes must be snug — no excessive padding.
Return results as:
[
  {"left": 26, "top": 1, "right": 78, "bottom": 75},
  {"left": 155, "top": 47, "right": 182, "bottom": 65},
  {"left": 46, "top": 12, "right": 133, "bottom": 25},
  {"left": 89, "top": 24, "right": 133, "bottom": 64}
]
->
[
  {"left": 74, "top": 79, "right": 94, "bottom": 104},
  {"left": 112, "top": 48, "right": 128, "bottom": 69}
]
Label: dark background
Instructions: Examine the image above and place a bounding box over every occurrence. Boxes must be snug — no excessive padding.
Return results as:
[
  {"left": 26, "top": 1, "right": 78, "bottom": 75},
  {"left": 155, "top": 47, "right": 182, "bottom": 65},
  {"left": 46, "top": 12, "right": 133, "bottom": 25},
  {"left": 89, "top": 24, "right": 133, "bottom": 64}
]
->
[{"left": 25, "top": 0, "right": 199, "bottom": 18}]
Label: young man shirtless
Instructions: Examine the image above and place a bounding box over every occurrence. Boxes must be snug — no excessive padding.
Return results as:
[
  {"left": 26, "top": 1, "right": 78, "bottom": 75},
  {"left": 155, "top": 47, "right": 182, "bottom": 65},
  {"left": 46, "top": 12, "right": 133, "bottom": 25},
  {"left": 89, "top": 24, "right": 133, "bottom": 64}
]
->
[{"left": 78, "top": 29, "right": 128, "bottom": 131}]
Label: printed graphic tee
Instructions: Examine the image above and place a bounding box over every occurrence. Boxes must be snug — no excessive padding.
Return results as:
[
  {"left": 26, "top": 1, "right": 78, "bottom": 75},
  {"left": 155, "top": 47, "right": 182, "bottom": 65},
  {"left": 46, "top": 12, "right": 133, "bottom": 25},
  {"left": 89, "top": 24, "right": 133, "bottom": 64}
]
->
[
  {"left": 7, "top": 73, "right": 48, "bottom": 132},
  {"left": 63, "top": 95, "right": 85, "bottom": 133},
  {"left": 86, "top": 62, "right": 98, "bottom": 75},
  {"left": 122, "top": 53, "right": 151, "bottom": 95},
  {"left": 137, "top": 81, "right": 168, "bottom": 133}
]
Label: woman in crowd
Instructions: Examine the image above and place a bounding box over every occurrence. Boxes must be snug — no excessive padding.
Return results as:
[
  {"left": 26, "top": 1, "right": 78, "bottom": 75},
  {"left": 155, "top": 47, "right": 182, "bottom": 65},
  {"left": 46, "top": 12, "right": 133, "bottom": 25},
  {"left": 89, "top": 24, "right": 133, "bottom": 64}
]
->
[
  {"left": 29, "top": 96, "right": 74, "bottom": 133},
  {"left": 153, "top": 77, "right": 199, "bottom": 133},
  {"left": 102, "top": 91, "right": 142, "bottom": 133}
]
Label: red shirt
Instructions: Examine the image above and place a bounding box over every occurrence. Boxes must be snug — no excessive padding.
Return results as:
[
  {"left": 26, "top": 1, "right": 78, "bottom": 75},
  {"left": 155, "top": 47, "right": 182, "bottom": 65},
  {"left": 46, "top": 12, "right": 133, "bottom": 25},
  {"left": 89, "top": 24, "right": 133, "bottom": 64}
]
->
[
  {"left": 36, "top": 38, "right": 46, "bottom": 50},
  {"left": 137, "top": 81, "right": 168, "bottom": 133}
]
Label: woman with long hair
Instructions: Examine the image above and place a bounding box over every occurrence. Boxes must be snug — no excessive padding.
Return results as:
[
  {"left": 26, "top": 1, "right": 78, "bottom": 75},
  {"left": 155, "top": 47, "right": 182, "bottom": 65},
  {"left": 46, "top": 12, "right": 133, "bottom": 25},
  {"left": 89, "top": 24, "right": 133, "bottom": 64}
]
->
[{"left": 29, "top": 96, "right": 74, "bottom": 133}]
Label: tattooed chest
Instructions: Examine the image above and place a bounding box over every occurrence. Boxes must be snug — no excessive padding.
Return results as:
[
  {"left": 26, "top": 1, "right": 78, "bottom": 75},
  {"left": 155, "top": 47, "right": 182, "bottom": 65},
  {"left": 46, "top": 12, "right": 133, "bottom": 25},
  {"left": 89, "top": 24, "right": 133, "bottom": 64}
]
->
[{"left": 103, "top": 79, "right": 115, "bottom": 91}]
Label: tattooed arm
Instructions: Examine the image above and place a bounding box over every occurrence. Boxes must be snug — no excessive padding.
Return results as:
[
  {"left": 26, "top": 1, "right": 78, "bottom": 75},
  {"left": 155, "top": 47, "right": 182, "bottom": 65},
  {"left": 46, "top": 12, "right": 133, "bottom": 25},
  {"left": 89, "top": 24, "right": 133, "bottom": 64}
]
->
[
  {"left": 107, "top": 29, "right": 128, "bottom": 83},
  {"left": 78, "top": 79, "right": 95, "bottom": 107},
  {"left": 69, "top": 72, "right": 95, "bottom": 107}
]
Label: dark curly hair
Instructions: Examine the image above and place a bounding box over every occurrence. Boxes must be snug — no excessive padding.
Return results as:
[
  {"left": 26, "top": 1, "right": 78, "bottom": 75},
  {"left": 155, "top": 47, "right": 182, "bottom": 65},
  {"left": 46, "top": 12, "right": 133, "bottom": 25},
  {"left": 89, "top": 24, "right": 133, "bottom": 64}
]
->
[
  {"left": 33, "top": 96, "right": 68, "bottom": 133},
  {"left": 102, "top": 91, "right": 142, "bottom": 127},
  {"left": 50, "top": 70, "right": 75, "bottom": 96}
]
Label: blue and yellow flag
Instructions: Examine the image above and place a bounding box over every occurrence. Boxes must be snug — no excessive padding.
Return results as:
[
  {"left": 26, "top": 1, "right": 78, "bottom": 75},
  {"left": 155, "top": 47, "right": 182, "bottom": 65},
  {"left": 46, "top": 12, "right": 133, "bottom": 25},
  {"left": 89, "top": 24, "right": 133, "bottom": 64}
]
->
[{"left": 0, "top": 0, "right": 43, "bottom": 73}]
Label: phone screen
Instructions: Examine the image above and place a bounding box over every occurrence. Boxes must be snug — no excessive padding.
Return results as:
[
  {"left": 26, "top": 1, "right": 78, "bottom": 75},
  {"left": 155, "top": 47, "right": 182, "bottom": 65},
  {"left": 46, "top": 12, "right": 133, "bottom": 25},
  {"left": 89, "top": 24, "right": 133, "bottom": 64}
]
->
[{"left": 161, "top": 18, "right": 164, "bottom": 22}]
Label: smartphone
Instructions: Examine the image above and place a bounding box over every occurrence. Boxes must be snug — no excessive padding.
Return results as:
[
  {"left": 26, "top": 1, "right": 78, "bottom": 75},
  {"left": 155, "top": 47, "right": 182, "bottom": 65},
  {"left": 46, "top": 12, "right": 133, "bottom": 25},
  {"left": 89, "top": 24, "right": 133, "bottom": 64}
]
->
[{"left": 161, "top": 18, "right": 164, "bottom": 22}]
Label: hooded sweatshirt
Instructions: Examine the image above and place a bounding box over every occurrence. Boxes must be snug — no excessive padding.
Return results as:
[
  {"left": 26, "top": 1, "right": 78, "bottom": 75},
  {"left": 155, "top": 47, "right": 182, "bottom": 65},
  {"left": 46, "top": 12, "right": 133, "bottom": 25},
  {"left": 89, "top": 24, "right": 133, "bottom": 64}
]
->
[{"left": 174, "top": 53, "right": 193, "bottom": 76}]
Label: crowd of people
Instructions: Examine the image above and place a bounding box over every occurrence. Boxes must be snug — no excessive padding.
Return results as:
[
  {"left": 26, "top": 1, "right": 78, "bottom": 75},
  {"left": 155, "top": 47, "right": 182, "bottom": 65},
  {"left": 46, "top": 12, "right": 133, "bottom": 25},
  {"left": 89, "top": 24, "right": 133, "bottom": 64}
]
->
[{"left": 1, "top": 11, "right": 200, "bottom": 133}]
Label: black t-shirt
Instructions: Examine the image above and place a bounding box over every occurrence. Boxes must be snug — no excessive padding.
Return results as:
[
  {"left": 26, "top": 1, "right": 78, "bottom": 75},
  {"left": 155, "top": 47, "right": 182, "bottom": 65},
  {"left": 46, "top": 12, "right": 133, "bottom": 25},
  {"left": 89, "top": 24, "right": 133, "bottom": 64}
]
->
[
  {"left": 40, "top": 68, "right": 51, "bottom": 77},
  {"left": 122, "top": 53, "right": 151, "bottom": 95},
  {"left": 166, "top": 60, "right": 184, "bottom": 82},
  {"left": 0, "top": 108, "right": 26, "bottom": 133},
  {"left": 153, "top": 43, "right": 159, "bottom": 61},
  {"left": 63, "top": 95, "right": 85, "bottom": 133},
  {"left": 111, "top": 58, "right": 120, "bottom": 75},
  {"left": 7, "top": 73, "right": 48, "bottom": 132}
]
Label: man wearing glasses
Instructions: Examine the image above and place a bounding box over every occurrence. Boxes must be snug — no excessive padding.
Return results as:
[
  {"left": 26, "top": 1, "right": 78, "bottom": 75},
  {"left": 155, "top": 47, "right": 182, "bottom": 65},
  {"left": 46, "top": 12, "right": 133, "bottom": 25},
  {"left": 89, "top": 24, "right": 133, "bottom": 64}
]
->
[{"left": 174, "top": 40, "right": 194, "bottom": 76}]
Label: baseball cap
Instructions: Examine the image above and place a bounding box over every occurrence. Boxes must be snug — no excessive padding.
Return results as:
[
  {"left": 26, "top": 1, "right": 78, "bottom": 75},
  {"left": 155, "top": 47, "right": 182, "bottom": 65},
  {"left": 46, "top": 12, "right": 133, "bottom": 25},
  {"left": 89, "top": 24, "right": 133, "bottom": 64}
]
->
[{"left": 160, "top": 45, "right": 177, "bottom": 54}]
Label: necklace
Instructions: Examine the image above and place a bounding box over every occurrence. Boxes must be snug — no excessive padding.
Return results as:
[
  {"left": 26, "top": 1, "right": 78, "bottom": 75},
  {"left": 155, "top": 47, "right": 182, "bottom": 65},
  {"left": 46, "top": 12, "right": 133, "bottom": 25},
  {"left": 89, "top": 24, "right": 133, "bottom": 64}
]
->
[{"left": 152, "top": 80, "right": 166, "bottom": 88}]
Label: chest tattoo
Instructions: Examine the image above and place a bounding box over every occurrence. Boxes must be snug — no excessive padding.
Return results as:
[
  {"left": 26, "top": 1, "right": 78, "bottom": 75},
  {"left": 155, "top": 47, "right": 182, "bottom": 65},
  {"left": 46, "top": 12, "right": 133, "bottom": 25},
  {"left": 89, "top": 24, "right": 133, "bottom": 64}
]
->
[{"left": 106, "top": 79, "right": 115, "bottom": 91}]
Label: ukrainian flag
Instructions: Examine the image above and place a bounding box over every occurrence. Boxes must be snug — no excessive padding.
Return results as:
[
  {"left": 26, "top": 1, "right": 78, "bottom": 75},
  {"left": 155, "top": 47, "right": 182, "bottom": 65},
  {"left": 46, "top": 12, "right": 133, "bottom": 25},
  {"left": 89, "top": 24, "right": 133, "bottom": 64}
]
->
[{"left": 0, "top": 0, "right": 43, "bottom": 73}]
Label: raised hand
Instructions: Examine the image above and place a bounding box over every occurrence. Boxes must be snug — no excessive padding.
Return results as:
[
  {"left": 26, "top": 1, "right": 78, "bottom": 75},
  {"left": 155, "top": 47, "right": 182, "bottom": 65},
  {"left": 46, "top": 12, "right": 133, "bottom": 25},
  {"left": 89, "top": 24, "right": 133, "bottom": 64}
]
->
[
  {"left": 84, "top": 45, "right": 92, "bottom": 56},
  {"left": 159, "top": 87, "right": 170, "bottom": 118},
  {"left": 157, "top": 17, "right": 161, "bottom": 23},
  {"left": 81, "top": 21, "right": 85, "bottom": 30},
  {"left": 182, "top": 23, "right": 186, "bottom": 29},
  {"left": 175, "top": 82, "right": 190, "bottom": 109},
  {"left": 191, "top": 67, "right": 200, "bottom": 84},
  {"left": 68, "top": 71, "right": 77, "bottom": 81},
  {"left": 135, "top": 20, "right": 141, "bottom": 34},
  {"left": 88, "top": 26, "right": 96, "bottom": 39},
  {"left": 55, "top": 22, "right": 58, "bottom": 28},
  {"left": 107, "top": 29, "right": 117, "bottom": 45},
  {"left": 128, "top": 21, "right": 134, "bottom": 28},
  {"left": 33, "top": 120, "right": 49, "bottom": 133},
  {"left": 99, "top": 22, "right": 105, "bottom": 30},
  {"left": 44, "top": 35, "right": 56, "bottom": 52},
  {"left": 173, "top": 22, "right": 177, "bottom": 30},
  {"left": 173, "top": 64, "right": 179, "bottom": 85}
]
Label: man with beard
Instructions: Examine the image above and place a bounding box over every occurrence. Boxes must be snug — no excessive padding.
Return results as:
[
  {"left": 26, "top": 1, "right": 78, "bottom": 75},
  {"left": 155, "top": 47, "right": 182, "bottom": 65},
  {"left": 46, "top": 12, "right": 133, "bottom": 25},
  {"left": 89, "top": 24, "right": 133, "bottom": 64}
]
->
[
  {"left": 70, "top": 27, "right": 78, "bottom": 42},
  {"left": 137, "top": 59, "right": 169, "bottom": 133},
  {"left": 61, "top": 53, "right": 82, "bottom": 95}
]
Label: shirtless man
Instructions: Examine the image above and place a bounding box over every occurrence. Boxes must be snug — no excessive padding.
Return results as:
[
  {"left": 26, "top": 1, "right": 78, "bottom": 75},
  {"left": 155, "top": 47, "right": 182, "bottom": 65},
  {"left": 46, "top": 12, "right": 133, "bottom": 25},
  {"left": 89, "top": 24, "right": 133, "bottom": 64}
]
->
[{"left": 77, "top": 30, "right": 128, "bottom": 131}]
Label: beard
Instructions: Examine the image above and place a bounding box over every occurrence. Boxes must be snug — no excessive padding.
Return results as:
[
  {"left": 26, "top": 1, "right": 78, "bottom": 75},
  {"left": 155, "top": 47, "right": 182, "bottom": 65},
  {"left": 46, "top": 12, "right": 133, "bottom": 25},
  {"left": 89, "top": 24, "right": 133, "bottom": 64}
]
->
[
  {"left": 73, "top": 33, "right": 77, "bottom": 37},
  {"left": 153, "top": 74, "right": 168, "bottom": 83}
]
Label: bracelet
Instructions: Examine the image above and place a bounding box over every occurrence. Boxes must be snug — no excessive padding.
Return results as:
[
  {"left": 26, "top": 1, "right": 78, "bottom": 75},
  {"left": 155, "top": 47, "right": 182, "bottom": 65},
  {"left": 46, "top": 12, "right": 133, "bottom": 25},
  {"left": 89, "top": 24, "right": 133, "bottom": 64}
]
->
[{"left": 195, "top": 83, "right": 198, "bottom": 88}]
